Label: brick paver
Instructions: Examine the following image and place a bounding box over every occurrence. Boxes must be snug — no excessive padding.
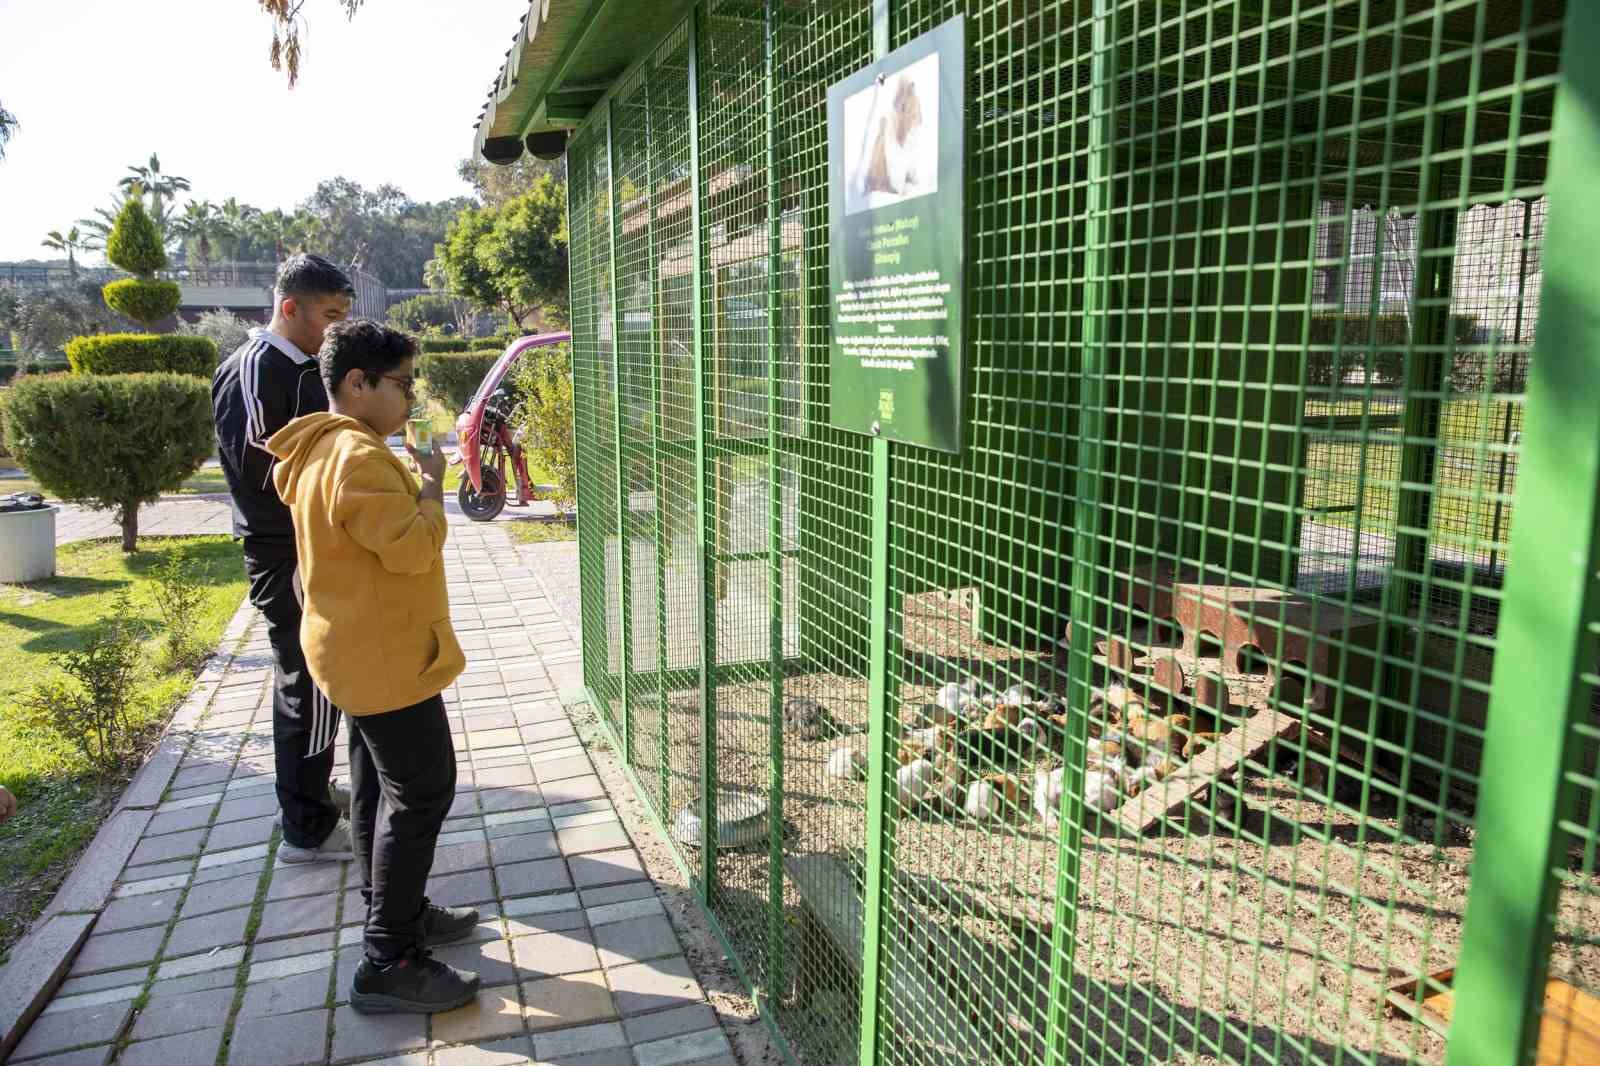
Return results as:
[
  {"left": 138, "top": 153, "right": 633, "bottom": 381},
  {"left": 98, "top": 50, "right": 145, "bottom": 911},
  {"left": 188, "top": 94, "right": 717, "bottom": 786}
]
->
[
  {"left": 6, "top": 521, "right": 730, "bottom": 1066},
  {"left": 53, "top": 497, "right": 236, "bottom": 546}
]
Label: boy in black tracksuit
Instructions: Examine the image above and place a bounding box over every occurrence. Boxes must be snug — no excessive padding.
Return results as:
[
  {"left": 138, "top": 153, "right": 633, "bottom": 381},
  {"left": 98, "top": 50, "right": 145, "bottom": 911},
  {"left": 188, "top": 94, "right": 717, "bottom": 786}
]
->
[{"left": 213, "top": 254, "right": 358, "bottom": 862}]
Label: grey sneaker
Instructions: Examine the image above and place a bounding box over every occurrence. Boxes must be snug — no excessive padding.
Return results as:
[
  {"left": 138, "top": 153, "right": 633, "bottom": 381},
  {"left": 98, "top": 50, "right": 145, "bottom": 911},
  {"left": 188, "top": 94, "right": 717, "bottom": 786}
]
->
[
  {"left": 278, "top": 819, "right": 355, "bottom": 864},
  {"left": 273, "top": 780, "right": 352, "bottom": 827}
]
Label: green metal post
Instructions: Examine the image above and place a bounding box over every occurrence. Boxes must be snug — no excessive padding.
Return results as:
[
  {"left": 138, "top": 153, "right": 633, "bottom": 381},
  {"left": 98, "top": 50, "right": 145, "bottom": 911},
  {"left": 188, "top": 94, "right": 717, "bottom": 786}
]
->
[
  {"left": 686, "top": 4, "right": 718, "bottom": 901},
  {"left": 1045, "top": 1, "right": 1116, "bottom": 1062},
  {"left": 1487, "top": 197, "right": 1535, "bottom": 577},
  {"left": 1446, "top": 4, "right": 1600, "bottom": 1062},
  {"left": 569, "top": 161, "right": 606, "bottom": 703},
  {"left": 643, "top": 69, "right": 672, "bottom": 816},
  {"left": 1388, "top": 114, "right": 1455, "bottom": 627},
  {"left": 856, "top": 11, "right": 892, "bottom": 1066},
  {"left": 763, "top": 0, "right": 786, "bottom": 1006},
  {"left": 605, "top": 98, "right": 633, "bottom": 765},
  {"left": 856, "top": 433, "right": 891, "bottom": 1066}
]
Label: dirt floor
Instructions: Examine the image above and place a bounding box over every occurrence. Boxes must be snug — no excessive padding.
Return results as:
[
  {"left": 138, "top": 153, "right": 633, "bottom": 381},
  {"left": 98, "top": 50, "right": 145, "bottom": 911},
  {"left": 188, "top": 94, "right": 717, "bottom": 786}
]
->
[
  {"left": 575, "top": 575, "right": 1600, "bottom": 1066},
  {"left": 616, "top": 587, "right": 1600, "bottom": 1066}
]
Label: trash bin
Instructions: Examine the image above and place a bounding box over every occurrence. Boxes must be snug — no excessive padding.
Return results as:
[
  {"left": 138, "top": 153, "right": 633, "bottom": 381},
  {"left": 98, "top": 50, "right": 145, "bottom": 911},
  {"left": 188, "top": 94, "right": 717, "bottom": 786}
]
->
[{"left": 0, "top": 494, "right": 58, "bottom": 583}]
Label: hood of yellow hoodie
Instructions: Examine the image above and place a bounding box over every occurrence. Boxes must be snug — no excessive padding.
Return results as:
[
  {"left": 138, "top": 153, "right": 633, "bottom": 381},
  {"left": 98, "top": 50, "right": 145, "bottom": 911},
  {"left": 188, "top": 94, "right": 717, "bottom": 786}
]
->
[{"left": 268, "top": 413, "right": 376, "bottom": 505}]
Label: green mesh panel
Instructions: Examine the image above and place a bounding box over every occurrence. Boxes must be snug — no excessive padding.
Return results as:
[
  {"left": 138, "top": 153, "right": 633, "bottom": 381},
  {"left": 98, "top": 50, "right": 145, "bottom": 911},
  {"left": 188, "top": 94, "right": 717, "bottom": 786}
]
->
[{"left": 558, "top": 2, "right": 1595, "bottom": 1064}]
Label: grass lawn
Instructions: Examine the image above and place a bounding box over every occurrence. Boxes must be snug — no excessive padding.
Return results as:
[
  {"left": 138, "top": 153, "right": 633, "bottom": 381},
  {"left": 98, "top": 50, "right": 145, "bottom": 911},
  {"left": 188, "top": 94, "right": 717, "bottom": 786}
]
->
[
  {"left": 1300, "top": 396, "right": 1522, "bottom": 554},
  {"left": 504, "top": 516, "right": 578, "bottom": 545},
  {"left": 0, "top": 461, "right": 231, "bottom": 499},
  {"left": 0, "top": 536, "right": 248, "bottom": 963}
]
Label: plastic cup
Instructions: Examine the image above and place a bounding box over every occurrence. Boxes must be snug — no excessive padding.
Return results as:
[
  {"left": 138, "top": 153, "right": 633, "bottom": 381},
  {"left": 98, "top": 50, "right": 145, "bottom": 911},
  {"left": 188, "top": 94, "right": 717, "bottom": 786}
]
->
[{"left": 406, "top": 418, "right": 433, "bottom": 456}]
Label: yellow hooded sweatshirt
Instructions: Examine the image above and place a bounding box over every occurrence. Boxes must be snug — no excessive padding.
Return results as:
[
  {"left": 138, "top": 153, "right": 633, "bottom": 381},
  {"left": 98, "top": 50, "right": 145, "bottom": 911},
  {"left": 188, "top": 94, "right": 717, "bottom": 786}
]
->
[{"left": 268, "top": 413, "right": 465, "bottom": 715}]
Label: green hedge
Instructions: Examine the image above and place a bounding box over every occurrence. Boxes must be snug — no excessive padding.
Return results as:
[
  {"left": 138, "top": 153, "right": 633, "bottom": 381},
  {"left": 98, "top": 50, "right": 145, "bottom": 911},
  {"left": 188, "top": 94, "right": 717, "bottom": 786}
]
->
[
  {"left": 103, "top": 279, "right": 182, "bottom": 324},
  {"left": 416, "top": 350, "right": 501, "bottom": 412},
  {"left": 1305, "top": 313, "right": 1481, "bottom": 390},
  {"left": 416, "top": 332, "right": 521, "bottom": 355},
  {"left": 2, "top": 373, "right": 214, "bottom": 550},
  {"left": 65, "top": 333, "right": 218, "bottom": 377},
  {"left": 0, "top": 360, "right": 71, "bottom": 386}
]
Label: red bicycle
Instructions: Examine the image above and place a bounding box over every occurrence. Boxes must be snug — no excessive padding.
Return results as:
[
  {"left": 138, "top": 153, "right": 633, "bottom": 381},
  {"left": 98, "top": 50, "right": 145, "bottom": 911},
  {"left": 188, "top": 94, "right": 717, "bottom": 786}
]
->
[{"left": 452, "top": 331, "right": 571, "bottom": 522}]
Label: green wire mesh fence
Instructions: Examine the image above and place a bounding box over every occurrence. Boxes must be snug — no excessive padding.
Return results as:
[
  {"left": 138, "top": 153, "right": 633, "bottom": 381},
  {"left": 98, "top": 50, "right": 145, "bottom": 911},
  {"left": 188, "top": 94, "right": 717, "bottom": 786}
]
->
[{"left": 562, "top": 1, "right": 1598, "bottom": 1063}]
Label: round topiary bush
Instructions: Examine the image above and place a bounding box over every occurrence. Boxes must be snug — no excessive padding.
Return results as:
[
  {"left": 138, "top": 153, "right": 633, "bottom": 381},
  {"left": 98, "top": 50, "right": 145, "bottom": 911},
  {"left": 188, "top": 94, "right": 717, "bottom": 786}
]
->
[
  {"left": 416, "top": 350, "right": 502, "bottom": 412},
  {"left": 2, "top": 373, "right": 216, "bottom": 551},
  {"left": 103, "top": 279, "right": 182, "bottom": 325},
  {"left": 105, "top": 196, "right": 168, "bottom": 279},
  {"left": 65, "top": 333, "right": 217, "bottom": 376}
]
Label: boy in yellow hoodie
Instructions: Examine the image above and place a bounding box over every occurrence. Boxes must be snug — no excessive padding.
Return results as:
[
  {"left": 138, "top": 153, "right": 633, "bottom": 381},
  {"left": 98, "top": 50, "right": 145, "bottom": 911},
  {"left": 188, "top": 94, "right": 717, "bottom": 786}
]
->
[{"left": 268, "top": 319, "right": 480, "bottom": 1014}]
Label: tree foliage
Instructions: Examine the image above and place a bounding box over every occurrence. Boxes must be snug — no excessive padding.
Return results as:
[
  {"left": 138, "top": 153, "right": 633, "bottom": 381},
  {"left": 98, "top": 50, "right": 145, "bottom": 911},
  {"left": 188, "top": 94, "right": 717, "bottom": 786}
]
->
[
  {"left": 0, "top": 99, "right": 16, "bottom": 161},
  {"left": 388, "top": 293, "right": 470, "bottom": 336},
  {"left": 510, "top": 344, "right": 576, "bottom": 512},
  {"left": 176, "top": 308, "right": 254, "bottom": 357},
  {"left": 2, "top": 373, "right": 216, "bottom": 551},
  {"left": 430, "top": 205, "right": 499, "bottom": 317},
  {"left": 259, "top": 0, "right": 366, "bottom": 87},
  {"left": 0, "top": 283, "right": 129, "bottom": 365},
  {"left": 430, "top": 176, "right": 569, "bottom": 327},
  {"left": 41, "top": 227, "right": 86, "bottom": 280},
  {"left": 105, "top": 195, "right": 168, "bottom": 278},
  {"left": 457, "top": 155, "right": 568, "bottom": 209},
  {"left": 289, "top": 177, "right": 471, "bottom": 287},
  {"left": 120, "top": 154, "right": 190, "bottom": 238}
]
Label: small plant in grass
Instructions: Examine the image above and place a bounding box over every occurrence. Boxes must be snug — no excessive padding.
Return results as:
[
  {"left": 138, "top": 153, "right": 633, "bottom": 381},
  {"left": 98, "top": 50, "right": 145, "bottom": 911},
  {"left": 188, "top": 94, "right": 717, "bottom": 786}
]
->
[
  {"left": 17, "top": 595, "right": 151, "bottom": 778},
  {"left": 148, "top": 556, "right": 209, "bottom": 671}
]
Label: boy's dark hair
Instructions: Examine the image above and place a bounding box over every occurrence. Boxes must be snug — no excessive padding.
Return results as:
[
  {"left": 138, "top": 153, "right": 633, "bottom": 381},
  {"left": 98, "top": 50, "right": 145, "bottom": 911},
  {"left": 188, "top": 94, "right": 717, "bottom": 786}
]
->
[
  {"left": 275, "top": 253, "right": 356, "bottom": 302},
  {"left": 319, "top": 319, "right": 418, "bottom": 395}
]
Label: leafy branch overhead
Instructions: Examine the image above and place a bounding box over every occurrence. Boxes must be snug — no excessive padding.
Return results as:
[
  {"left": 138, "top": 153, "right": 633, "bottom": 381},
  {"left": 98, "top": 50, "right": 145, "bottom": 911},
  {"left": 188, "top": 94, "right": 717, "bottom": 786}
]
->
[
  {"left": 430, "top": 175, "right": 570, "bottom": 328},
  {"left": 259, "top": 0, "right": 366, "bottom": 87},
  {"left": 0, "top": 99, "right": 17, "bottom": 161}
]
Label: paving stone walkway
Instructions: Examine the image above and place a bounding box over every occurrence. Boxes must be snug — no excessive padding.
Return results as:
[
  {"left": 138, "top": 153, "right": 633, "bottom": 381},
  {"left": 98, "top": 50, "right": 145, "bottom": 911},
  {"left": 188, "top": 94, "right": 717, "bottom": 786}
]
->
[
  {"left": 8, "top": 521, "right": 735, "bottom": 1066},
  {"left": 54, "top": 497, "right": 236, "bottom": 546}
]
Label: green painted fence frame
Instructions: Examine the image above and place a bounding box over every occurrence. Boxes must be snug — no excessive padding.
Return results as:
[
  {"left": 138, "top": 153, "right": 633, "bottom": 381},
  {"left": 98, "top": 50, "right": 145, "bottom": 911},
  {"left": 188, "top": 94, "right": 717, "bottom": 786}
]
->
[{"left": 562, "top": 2, "right": 1600, "bottom": 1064}]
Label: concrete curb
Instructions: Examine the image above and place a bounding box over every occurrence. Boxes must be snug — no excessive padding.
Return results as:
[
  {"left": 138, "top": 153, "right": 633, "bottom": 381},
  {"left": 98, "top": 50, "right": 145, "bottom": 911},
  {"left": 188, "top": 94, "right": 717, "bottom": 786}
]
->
[
  {"left": 0, "top": 592, "right": 257, "bottom": 1057},
  {"left": 0, "top": 915, "right": 95, "bottom": 1060}
]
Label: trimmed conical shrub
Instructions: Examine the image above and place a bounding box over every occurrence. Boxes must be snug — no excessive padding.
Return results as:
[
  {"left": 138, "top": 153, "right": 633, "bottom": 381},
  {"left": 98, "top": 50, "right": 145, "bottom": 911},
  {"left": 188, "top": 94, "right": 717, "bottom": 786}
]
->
[
  {"left": 103, "top": 278, "right": 181, "bottom": 324},
  {"left": 105, "top": 195, "right": 167, "bottom": 279}
]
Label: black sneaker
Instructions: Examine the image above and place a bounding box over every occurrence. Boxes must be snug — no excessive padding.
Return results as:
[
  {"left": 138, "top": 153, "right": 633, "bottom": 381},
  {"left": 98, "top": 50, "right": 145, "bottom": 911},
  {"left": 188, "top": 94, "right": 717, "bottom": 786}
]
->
[
  {"left": 349, "top": 949, "right": 480, "bottom": 1014},
  {"left": 422, "top": 901, "right": 480, "bottom": 946}
]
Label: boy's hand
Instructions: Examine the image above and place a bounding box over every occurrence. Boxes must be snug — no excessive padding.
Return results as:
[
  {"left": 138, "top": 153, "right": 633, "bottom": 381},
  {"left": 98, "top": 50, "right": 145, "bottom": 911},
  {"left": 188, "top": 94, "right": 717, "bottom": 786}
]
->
[
  {"left": 408, "top": 443, "right": 446, "bottom": 505},
  {"left": 408, "top": 442, "right": 446, "bottom": 482}
]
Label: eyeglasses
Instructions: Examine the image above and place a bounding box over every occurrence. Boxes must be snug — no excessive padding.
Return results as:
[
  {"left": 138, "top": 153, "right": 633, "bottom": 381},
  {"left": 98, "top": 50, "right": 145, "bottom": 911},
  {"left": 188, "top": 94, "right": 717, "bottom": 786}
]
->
[{"left": 379, "top": 374, "right": 416, "bottom": 401}]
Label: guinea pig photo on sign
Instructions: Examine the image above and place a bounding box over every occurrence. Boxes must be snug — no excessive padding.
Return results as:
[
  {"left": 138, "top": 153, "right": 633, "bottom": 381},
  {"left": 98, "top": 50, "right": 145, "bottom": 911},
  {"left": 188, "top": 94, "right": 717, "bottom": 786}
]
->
[{"left": 844, "top": 50, "right": 940, "bottom": 216}]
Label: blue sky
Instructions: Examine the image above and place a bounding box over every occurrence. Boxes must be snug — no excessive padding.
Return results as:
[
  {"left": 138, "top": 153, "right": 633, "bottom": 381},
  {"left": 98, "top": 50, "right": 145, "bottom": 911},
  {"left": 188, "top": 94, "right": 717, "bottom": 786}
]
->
[{"left": 0, "top": 0, "right": 530, "bottom": 261}]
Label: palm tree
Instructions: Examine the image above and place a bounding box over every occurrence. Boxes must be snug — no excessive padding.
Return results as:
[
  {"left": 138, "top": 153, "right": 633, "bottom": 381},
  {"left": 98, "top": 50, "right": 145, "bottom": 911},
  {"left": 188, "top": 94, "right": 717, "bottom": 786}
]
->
[
  {"left": 251, "top": 208, "right": 310, "bottom": 261},
  {"left": 0, "top": 100, "right": 17, "bottom": 161},
  {"left": 41, "top": 227, "right": 86, "bottom": 281},
  {"left": 119, "top": 153, "right": 191, "bottom": 236},
  {"left": 174, "top": 200, "right": 223, "bottom": 280},
  {"left": 217, "top": 198, "right": 261, "bottom": 282},
  {"left": 76, "top": 198, "right": 124, "bottom": 253}
]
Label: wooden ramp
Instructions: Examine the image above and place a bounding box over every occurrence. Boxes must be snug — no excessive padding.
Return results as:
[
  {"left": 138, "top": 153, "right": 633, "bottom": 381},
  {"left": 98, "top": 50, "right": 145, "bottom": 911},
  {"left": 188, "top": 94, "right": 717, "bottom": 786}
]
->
[{"left": 1387, "top": 969, "right": 1600, "bottom": 1065}]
